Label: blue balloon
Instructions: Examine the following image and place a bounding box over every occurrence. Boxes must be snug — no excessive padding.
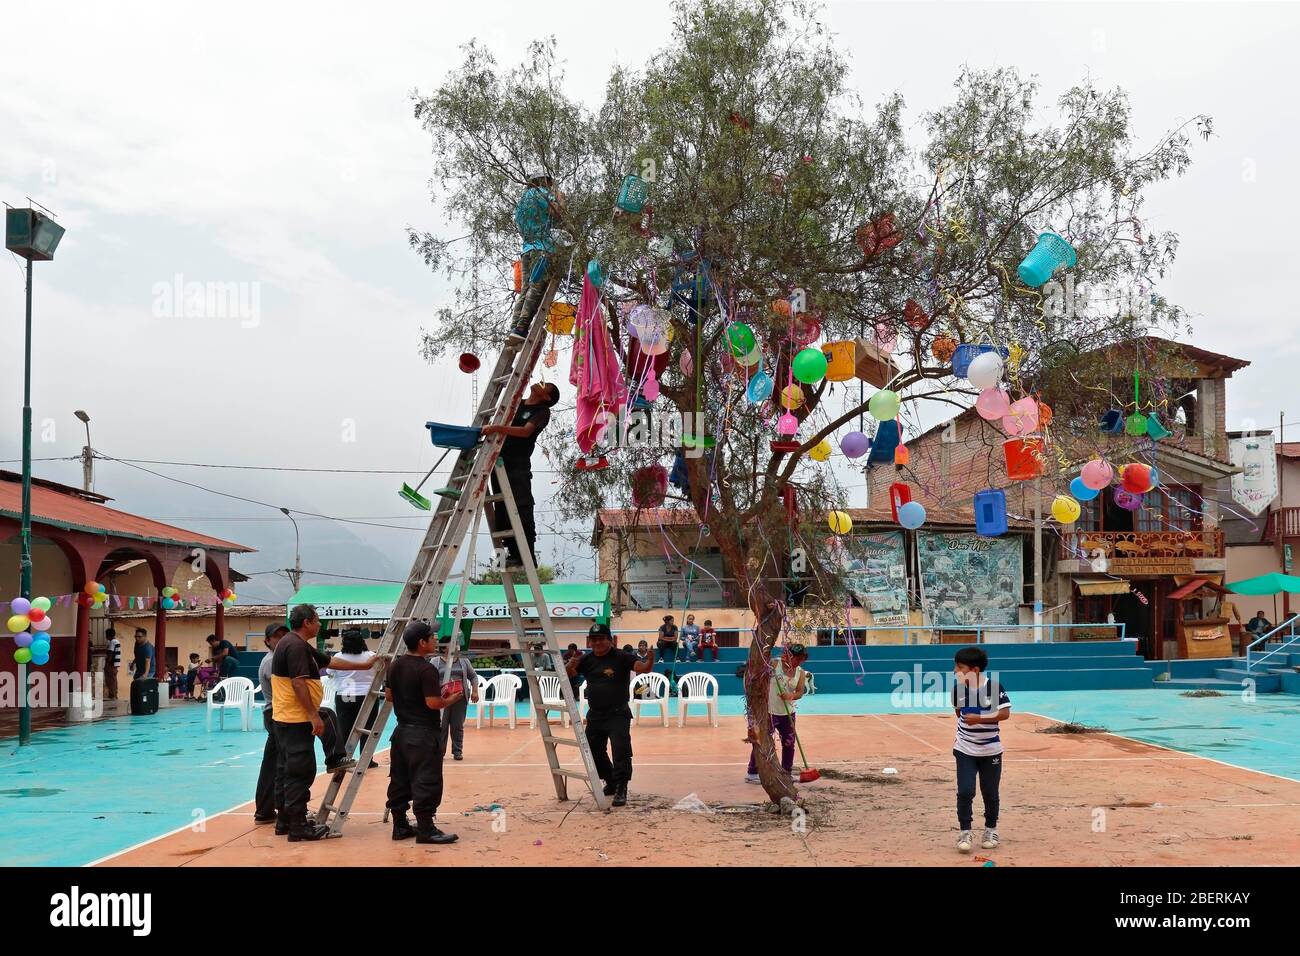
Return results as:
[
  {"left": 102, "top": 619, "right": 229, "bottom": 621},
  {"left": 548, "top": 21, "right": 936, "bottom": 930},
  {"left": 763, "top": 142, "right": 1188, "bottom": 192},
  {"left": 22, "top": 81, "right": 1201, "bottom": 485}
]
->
[
  {"left": 1070, "top": 476, "right": 1100, "bottom": 502},
  {"left": 898, "top": 501, "right": 927, "bottom": 530},
  {"left": 31, "top": 650, "right": 49, "bottom": 666},
  {"left": 746, "top": 371, "right": 774, "bottom": 404}
]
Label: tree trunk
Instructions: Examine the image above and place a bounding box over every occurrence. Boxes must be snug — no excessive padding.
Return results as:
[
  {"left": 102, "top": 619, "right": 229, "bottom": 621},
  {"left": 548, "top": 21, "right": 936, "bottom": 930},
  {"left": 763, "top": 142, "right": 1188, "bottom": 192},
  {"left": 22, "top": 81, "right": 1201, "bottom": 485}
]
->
[{"left": 715, "top": 534, "right": 799, "bottom": 805}]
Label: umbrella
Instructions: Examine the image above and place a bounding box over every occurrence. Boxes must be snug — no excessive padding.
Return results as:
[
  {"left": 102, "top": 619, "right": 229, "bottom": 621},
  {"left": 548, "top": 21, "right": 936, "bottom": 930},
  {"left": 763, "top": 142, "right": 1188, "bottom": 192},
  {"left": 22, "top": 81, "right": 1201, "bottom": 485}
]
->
[{"left": 1225, "top": 572, "right": 1300, "bottom": 596}]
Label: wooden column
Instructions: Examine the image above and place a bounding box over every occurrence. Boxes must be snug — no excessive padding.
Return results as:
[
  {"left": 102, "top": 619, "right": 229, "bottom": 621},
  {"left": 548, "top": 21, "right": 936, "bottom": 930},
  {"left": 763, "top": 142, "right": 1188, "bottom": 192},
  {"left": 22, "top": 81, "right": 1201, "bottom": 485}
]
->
[
  {"left": 154, "top": 601, "right": 167, "bottom": 681},
  {"left": 74, "top": 595, "right": 90, "bottom": 676}
]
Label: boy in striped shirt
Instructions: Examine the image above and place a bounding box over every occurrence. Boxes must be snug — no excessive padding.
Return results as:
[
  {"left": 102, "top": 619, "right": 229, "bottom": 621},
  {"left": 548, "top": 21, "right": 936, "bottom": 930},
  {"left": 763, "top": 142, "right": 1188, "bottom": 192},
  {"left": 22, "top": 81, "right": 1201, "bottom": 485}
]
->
[{"left": 952, "top": 647, "right": 1010, "bottom": 853}]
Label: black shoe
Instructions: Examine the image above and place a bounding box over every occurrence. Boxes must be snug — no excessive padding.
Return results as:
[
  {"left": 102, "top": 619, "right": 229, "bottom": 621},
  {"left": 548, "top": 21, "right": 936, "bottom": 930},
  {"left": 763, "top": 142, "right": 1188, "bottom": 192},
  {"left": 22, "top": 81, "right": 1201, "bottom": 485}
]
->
[
  {"left": 253, "top": 813, "right": 277, "bottom": 825},
  {"left": 287, "top": 823, "right": 331, "bottom": 842},
  {"left": 274, "top": 820, "right": 290, "bottom": 836},
  {"left": 612, "top": 786, "right": 628, "bottom": 807},
  {"left": 415, "top": 826, "right": 459, "bottom": 845},
  {"left": 326, "top": 757, "right": 357, "bottom": 776},
  {"left": 507, "top": 323, "right": 530, "bottom": 342},
  {"left": 392, "top": 815, "right": 416, "bottom": 841},
  {"left": 453, "top": 753, "right": 464, "bottom": 761},
  {"left": 602, "top": 781, "right": 617, "bottom": 796},
  {"left": 368, "top": 760, "right": 380, "bottom": 769}
]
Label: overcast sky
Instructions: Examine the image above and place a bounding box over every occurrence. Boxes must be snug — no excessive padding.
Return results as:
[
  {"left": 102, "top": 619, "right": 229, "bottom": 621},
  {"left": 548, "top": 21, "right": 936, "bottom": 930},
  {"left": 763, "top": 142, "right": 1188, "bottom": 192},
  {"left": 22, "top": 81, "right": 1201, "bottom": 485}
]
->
[{"left": 2, "top": 1, "right": 1297, "bottom": 600}]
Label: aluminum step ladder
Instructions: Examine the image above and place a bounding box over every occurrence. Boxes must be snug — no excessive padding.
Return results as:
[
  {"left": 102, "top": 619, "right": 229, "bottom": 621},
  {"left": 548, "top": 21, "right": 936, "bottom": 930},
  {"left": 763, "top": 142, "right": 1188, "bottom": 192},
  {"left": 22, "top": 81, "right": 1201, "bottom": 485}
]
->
[{"left": 314, "top": 276, "right": 610, "bottom": 836}]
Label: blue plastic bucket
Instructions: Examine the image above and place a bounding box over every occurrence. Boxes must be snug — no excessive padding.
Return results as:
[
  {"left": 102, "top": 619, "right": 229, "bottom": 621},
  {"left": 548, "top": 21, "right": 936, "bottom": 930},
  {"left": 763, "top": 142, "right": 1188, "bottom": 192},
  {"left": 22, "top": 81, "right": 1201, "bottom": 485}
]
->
[
  {"left": 950, "top": 343, "right": 1008, "bottom": 378},
  {"left": 425, "top": 422, "right": 481, "bottom": 449},
  {"left": 1016, "top": 232, "right": 1076, "bottom": 288},
  {"left": 973, "top": 488, "right": 1008, "bottom": 537},
  {"left": 616, "top": 174, "right": 648, "bottom": 214}
]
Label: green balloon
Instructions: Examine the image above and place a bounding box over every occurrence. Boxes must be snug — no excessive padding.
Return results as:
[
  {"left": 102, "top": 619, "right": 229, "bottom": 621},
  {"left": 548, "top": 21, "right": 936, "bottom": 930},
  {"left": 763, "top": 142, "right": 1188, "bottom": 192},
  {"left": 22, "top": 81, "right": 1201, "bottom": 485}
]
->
[
  {"left": 792, "top": 347, "right": 828, "bottom": 384},
  {"left": 869, "top": 388, "right": 901, "bottom": 421},
  {"left": 13, "top": 647, "right": 32, "bottom": 665},
  {"left": 31, "top": 596, "right": 51, "bottom": 612},
  {"left": 726, "top": 323, "right": 756, "bottom": 357}
]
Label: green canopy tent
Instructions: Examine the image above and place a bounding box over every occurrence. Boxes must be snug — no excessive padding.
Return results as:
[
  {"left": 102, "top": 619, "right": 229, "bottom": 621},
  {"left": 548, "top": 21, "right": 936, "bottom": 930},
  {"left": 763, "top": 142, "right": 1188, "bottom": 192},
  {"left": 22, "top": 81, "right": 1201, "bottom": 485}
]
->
[{"left": 1225, "top": 573, "right": 1300, "bottom": 596}]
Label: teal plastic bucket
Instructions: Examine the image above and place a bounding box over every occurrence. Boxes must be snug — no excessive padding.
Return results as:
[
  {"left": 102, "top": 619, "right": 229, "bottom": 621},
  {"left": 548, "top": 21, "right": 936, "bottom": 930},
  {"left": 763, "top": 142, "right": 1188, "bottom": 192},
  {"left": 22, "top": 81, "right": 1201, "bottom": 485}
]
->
[
  {"left": 1016, "top": 232, "right": 1076, "bottom": 287},
  {"left": 587, "top": 259, "right": 605, "bottom": 288},
  {"left": 616, "top": 174, "right": 648, "bottom": 214}
]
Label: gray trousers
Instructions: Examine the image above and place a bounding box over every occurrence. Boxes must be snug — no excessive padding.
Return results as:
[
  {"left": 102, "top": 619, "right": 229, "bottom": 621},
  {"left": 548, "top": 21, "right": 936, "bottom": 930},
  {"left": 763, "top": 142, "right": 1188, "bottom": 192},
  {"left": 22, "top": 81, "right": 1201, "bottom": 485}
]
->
[{"left": 438, "top": 698, "right": 469, "bottom": 757}]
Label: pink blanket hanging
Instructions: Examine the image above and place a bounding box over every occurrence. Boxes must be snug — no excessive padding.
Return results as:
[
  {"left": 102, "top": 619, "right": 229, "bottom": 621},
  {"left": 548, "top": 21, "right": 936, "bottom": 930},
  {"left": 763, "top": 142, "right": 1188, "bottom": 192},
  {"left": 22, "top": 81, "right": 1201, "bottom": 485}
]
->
[{"left": 569, "top": 275, "right": 627, "bottom": 454}]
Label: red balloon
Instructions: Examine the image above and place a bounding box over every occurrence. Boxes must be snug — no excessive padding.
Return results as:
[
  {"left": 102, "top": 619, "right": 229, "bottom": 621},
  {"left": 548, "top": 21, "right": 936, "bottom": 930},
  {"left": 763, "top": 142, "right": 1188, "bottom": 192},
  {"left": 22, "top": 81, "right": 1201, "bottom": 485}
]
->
[
  {"left": 27, "top": 608, "right": 45, "bottom": 623},
  {"left": 77, "top": 593, "right": 94, "bottom": 607},
  {"left": 1122, "top": 463, "right": 1152, "bottom": 494}
]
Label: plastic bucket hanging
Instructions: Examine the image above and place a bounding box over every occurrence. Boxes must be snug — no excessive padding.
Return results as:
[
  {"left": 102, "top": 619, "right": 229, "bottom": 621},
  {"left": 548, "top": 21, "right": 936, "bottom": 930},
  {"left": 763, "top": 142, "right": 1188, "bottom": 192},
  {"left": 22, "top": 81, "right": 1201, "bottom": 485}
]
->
[
  {"left": 1016, "top": 232, "right": 1077, "bottom": 288},
  {"left": 616, "top": 174, "right": 649, "bottom": 214},
  {"left": 426, "top": 422, "right": 482, "bottom": 450},
  {"left": 1146, "top": 413, "right": 1173, "bottom": 439},
  {"left": 822, "top": 341, "right": 856, "bottom": 381},
  {"left": 1002, "top": 437, "right": 1044, "bottom": 481},
  {"left": 547, "top": 302, "right": 577, "bottom": 336},
  {"left": 951, "top": 343, "right": 1006, "bottom": 379},
  {"left": 1098, "top": 409, "right": 1125, "bottom": 434},
  {"left": 888, "top": 482, "right": 912, "bottom": 522},
  {"left": 630, "top": 464, "right": 668, "bottom": 508},
  {"left": 974, "top": 488, "right": 1008, "bottom": 537}
]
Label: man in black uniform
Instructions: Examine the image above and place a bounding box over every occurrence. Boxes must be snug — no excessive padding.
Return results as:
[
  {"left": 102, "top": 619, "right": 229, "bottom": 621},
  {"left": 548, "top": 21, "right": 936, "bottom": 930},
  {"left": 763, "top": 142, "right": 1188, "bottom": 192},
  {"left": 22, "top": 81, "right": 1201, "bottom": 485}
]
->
[
  {"left": 480, "top": 380, "right": 560, "bottom": 570},
  {"left": 565, "top": 623, "right": 655, "bottom": 807},
  {"left": 386, "top": 622, "right": 464, "bottom": 844}
]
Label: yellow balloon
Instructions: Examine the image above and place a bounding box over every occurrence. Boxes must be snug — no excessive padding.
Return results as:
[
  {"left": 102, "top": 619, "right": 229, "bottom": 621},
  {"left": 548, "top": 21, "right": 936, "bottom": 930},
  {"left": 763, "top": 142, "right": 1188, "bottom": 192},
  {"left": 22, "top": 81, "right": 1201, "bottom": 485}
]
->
[
  {"left": 780, "top": 384, "right": 805, "bottom": 409},
  {"left": 1051, "top": 495, "right": 1082, "bottom": 524},
  {"left": 809, "top": 439, "right": 833, "bottom": 462},
  {"left": 6, "top": 614, "right": 30, "bottom": 634},
  {"left": 827, "top": 510, "right": 853, "bottom": 535}
]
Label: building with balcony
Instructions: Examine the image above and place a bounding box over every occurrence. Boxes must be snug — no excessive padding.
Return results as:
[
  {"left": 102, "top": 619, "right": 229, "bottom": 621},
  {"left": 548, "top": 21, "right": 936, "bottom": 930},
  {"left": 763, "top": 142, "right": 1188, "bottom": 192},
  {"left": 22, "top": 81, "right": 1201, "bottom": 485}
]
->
[{"left": 1223, "top": 438, "right": 1300, "bottom": 624}]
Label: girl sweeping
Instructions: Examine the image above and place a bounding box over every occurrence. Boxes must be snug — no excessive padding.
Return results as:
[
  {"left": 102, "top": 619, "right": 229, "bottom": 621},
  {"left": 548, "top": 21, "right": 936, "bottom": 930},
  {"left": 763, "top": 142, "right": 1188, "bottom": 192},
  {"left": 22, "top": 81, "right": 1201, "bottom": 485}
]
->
[{"left": 745, "top": 644, "right": 808, "bottom": 784}]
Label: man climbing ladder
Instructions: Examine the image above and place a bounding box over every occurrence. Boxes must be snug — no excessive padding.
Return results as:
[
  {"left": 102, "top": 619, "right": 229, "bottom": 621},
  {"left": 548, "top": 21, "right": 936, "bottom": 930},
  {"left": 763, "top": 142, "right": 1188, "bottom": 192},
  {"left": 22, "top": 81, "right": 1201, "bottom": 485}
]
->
[{"left": 481, "top": 379, "right": 559, "bottom": 570}]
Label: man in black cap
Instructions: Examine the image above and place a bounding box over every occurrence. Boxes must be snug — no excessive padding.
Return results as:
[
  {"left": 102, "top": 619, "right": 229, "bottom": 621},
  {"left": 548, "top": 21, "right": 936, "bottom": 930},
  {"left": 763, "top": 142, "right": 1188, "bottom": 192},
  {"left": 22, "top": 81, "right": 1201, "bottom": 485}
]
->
[
  {"left": 386, "top": 621, "right": 464, "bottom": 844},
  {"left": 565, "top": 623, "right": 654, "bottom": 807},
  {"left": 480, "top": 380, "right": 560, "bottom": 571}
]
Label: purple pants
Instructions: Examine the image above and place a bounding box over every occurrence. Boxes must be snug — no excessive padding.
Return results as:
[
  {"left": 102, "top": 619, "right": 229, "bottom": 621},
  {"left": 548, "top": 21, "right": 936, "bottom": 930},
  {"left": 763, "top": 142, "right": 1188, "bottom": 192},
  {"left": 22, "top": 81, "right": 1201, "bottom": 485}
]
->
[{"left": 748, "top": 713, "right": 796, "bottom": 774}]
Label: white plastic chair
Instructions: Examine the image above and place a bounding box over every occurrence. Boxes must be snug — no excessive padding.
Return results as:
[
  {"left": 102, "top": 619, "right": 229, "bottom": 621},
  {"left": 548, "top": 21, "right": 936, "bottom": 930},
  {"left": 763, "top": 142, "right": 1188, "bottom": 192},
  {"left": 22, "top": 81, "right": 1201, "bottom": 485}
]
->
[
  {"left": 629, "top": 673, "right": 671, "bottom": 727},
  {"left": 531, "top": 675, "right": 572, "bottom": 728},
  {"left": 676, "top": 672, "right": 720, "bottom": 727},
  {"left": 477, "top": 673, "right": 522, "bottom": 729},
  {"left": 248, "top": 683, "right": 266, "bottom": 725},
  {"left": 578, "top": 682, "right": 589, "bottom": 723},
  {"left": 464, "top": 674, "right": 489, "bottom": 722},
  {"left": 206, "top": 677, "right": 255, "bottom": 732}
]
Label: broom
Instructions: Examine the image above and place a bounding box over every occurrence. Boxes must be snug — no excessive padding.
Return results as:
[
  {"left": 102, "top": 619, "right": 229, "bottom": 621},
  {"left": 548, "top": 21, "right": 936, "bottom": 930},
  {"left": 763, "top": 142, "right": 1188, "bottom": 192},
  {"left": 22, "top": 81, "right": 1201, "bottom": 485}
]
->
[
  {"left": 775, "top": 667, "right": 819, "bottom": 783},
  {"left": 399, "top": 448, "right": 453, "bottom": 510}
]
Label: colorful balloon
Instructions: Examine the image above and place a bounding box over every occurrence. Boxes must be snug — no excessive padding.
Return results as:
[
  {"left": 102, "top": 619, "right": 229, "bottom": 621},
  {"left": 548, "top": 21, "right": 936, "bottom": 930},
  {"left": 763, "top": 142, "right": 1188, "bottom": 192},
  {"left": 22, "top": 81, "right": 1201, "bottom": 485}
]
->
[
  {"left": 966, "top": 351, "right": 1004, "bottom": 390},
  {"left": 30, "top": 639, "right": 49, "bottom": 655},
  {"left": 13, "top": 647, "right": 32, "bottom": 665},
  {"left": 792, "top": 348, "right": 828, "bottom": 384},
  {"left": 828, "top": 511, "right": 853, "bottom": 535},
  {"left": 31, "top": 650, "right": 49, "bottom": 666},
  {"left": 14, "top": 632, "right": 33, "bottom": 648},
  {"left": 1114, "top": 487, "right": 1143, "bottom": 511},
  {"left": 1070, "top": 476, "right": 1099, "bottom": 501},
  {"left": 7, "top": 614, "right": 30, "bottom": 634},
  {"left": 1122, "top": 463, "right": 1153, "bottom": 494},
  {"left": 1080, "top": 459, "right": 1113, "bottom": 490},
  {"left": 1001, "top": 397, "right": 1040, "bottom": 437},
  {"left": 868, "top": 389, "right": 901, "bottom": 421},
  {"left": 161, "top": 597, "right": 176, "bottom": 610},
  {"left": 83, "top": 581, "right": 100, "bottom": 596},
  {"left": 10, "top": 597, "right": 30, "bottom": 616},
  {"left": 976, "top": 388, "right": 1011, "bottom": 421},
  {"left": 780, "top": 384, "right": 805, "bottom": 409},
  {"left": 809, "top": 439, "right": 833, "bottom": 462},
  {"left": 840, "top": 431, "right": 870, "bottom": 459},
  {"left": 1051, "top": 495, "right": 1082, "bottom": 524},
  {"left": 31, "top": 616, "right": 51, "bottom": 632},
  {"left": 26, "top": 607, "right": 45, "bottom": 623},
  {"left": 31, "top": 596, "right": 50, "bottom": 612},
  {"left": 897, "top": 501, "right": 927, "bottom": 530},
  {"left": 726, "top": 323, "right": 756, "bottom": 356}
]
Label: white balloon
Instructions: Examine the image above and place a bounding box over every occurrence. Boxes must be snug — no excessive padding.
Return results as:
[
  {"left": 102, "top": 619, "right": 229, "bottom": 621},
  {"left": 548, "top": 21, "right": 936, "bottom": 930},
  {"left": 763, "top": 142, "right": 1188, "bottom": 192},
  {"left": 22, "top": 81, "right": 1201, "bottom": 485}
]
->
[
  {"left": 31, "top": 616, "right": 52, "bottom": 632},
  {"left": 966, "top": 351, "right": 1004, "bottom": 390}
]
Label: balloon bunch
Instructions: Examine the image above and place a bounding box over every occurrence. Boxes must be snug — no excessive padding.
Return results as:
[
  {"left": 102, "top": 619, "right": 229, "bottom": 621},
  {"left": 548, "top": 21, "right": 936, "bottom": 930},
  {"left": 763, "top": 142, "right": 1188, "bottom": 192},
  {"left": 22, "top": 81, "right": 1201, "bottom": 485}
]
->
[
  {"left": 160, "top": 586, "right": 181, "bottom": 611},
  {"left": 6, "top": 596, "right": 54, "bottom": 666},
  {"left": 219, "top": 587, "right": 238, "bottom": 610},
  {"left": 77, "top": 580, "right": 109, "bottom": 608}
]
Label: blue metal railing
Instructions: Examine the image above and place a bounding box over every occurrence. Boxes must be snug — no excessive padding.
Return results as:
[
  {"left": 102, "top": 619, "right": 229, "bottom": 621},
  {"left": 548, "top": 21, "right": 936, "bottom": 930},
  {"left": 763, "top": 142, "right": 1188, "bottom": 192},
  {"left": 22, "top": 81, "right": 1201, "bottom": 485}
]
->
[
  {"left": 815, "top": 622, "right": 1126, "bottom": 646},
  {"left": 1245, "top": 614, "right": 1300, "bottom": 674}
]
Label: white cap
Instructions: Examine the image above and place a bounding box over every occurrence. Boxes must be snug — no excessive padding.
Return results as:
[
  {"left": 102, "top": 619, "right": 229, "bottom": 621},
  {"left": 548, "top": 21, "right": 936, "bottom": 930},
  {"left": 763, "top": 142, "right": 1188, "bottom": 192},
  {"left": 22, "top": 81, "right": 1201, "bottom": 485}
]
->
[{"left": 525, "top": 168, "right": 551, "bottom": 185}]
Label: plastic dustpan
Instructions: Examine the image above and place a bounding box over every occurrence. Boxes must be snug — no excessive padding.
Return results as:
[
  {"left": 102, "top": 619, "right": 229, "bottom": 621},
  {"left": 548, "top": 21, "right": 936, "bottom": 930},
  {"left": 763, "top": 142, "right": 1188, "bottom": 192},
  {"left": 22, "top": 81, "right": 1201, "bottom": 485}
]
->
[
  {"left": 426, "top": 422, "right": 482, "bottom": 450},
  {"left": 433, "top": 486, "right": 462, "bottom": 500},
  {"left": 399, "top": 483, "right": 432, "bottom": 510}
]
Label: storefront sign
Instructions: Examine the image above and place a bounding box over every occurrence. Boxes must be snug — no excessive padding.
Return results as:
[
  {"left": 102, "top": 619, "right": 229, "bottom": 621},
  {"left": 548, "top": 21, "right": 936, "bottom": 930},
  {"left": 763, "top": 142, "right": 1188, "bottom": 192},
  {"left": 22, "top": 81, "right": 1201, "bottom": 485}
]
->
[
  {"left": 315, "top": 603, "right": 394, "bottom": 621},
  {"left": 1104, "top": 558, "right": 1195, "bottom": 575},
  {"left": 917, "top": 532, "right": 1022, "bottom": 627},
  {"left": 449, "top": 603, "right": 602, "bottom": 620}
]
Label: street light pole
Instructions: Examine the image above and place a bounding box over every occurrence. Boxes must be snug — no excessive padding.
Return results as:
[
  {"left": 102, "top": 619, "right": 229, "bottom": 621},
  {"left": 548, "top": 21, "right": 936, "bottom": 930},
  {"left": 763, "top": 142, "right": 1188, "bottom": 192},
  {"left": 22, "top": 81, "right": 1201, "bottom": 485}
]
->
[
  {"left": 75, "top": 409, "right": 92, "bottom": 493},
  {"left": 280, "top": 507, "right": 303, "bottom": 591}
]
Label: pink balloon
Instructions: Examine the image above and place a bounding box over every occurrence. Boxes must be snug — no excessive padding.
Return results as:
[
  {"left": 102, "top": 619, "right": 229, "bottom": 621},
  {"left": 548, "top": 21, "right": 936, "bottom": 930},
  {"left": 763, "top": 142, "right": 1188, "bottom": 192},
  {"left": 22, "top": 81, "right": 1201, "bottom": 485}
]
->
[
  {"left": 643, "top": 367, "right": 660, "bottom": 401},
  {"left": 1081, "top": 459, "right": 1113, "bottom": 490},
  {"left": 1001, "top": 397, "right": 1040, "bottom": 436},
  {"left": 777, "top": 413, "right": 799, "bottom": 436},
  {"left": 976, "top": 388, "right": 1011, "bottom": 421}
]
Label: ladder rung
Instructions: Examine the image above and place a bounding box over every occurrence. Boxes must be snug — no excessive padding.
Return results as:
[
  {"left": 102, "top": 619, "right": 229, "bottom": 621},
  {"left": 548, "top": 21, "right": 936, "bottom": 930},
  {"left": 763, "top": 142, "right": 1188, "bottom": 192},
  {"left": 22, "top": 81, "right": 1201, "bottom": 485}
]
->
[
  {"left": 540, "top": 734, "right": 580, "bottom": 748},
  {"left": 552, "top": 768, "right": 593, "bottom": 779},
  {"left": 490, "top": 530, "right": 517, "bottom": 539}
]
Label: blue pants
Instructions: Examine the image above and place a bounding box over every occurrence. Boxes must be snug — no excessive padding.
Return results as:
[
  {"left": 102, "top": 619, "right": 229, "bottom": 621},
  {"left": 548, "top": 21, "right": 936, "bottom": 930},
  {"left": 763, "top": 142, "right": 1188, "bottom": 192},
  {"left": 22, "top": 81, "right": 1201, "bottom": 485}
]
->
[{"left": 954, "top": 749, "right": 1002, "bottom": 830}]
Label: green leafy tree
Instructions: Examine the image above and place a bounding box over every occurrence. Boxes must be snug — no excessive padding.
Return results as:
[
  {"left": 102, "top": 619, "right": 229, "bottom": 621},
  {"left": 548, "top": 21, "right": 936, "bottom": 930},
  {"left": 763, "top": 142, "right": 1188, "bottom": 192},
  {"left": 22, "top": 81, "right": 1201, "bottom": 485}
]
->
[{"left": 411, "top": 0, "right": 1206, "bottom": 801}]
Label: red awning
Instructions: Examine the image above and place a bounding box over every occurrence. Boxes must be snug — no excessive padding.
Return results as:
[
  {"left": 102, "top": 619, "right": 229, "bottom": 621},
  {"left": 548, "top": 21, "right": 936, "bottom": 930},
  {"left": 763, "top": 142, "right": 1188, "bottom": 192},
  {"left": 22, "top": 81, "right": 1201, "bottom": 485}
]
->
[{"left": 1167, "top": 577, "right": 1213, "bottom": 601}]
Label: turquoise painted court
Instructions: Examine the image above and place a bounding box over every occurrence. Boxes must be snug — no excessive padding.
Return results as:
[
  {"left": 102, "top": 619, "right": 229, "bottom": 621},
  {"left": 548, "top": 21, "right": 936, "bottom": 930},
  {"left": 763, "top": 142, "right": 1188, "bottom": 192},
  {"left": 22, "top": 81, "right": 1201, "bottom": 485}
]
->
[{"left": 4, "top": 681, "right": 1300, "bottom": 867}]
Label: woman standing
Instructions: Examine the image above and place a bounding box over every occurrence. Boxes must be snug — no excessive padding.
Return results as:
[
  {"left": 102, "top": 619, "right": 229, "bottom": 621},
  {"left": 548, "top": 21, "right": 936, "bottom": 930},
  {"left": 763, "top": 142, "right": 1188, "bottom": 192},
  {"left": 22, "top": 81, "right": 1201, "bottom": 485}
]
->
[{"left": 333, "top": 631, "right": 379, "bottom": 767}]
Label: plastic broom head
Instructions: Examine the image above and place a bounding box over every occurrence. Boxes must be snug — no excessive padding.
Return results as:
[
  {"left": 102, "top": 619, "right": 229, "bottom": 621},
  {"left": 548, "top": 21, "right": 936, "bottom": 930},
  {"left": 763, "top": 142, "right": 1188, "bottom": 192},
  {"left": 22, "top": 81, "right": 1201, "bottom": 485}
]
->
[
  {"left": 399, "top": 484, "right": 432, "bottom": 510},
  {"left": 799, "top": 768, "right": 821, "bottom": 783}
]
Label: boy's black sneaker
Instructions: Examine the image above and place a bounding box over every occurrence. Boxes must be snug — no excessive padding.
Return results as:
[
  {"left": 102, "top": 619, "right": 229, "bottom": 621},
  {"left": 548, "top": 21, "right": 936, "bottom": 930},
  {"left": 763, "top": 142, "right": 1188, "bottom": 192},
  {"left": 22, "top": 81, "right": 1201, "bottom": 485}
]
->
[{"left": 612, "top": 786, "right": 628, "bottom": 807}]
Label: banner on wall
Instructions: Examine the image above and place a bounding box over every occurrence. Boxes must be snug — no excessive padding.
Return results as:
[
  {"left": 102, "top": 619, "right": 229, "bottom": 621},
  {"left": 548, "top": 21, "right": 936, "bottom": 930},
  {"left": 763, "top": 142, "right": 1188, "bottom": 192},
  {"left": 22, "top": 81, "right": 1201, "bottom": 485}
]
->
[
  {"left": 1229, "top": 433, "right": 1278, "bottom": 516},
  {"left": 917, "top": 531, "right": 1022, "bottom": 627},
  {"left": 624, "top": 553, "right": 725, "bottom": 609},
  {"left": 841, "top": 532, "right": 910, "bottom": 625}
]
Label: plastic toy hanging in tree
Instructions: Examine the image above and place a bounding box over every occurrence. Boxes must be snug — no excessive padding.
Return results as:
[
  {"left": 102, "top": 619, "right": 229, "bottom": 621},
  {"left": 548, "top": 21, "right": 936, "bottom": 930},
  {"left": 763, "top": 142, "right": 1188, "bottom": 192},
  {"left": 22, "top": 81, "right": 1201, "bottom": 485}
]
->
[
  {"left": 966, "top": 351, "right": 1004, "bottom": 390},
  {"left": 1070, "top": 476, "right": 1101, "bottom": 502},
  {"left": 903, "top": 299, "right": 931, "bottom": 332},
  {"left": 726, "top": 322, "right": 756, "bottom": 357},
  {"left": 746, "top": 370, "right": 774, "bottom": 404},
  {"left": 897, "top": 501, "right": 926, "bottom": 530},
  {"left": 1016, "top": 232, "right": 1077, "bottom": 288},
  {"left": 7, "top": 595, "right": 54, "bottom": 666},
  {"left": 855, "top": 213, "right": 901, "bottom": 258},
  {"left": 1080, "top": 459, "right": 1113, "bottom": 490},
  {"left": 976, "top": 388, "right": 1011, "bottom": 421},
  {"left": 828, "top": 511, "right": 853, "bottom": 535}
]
